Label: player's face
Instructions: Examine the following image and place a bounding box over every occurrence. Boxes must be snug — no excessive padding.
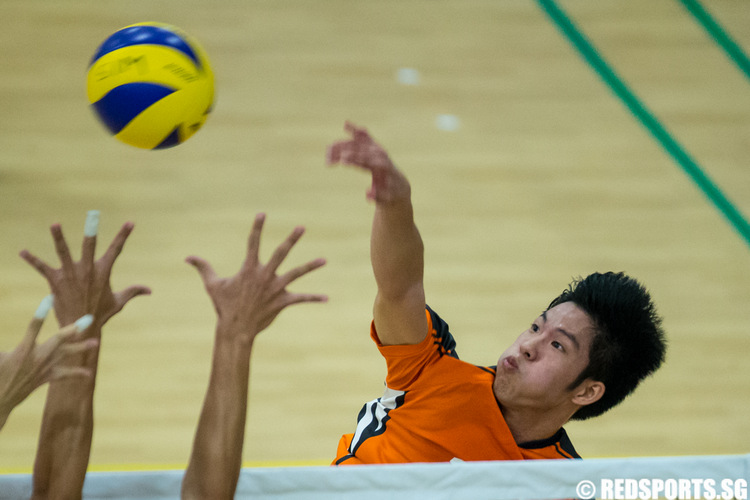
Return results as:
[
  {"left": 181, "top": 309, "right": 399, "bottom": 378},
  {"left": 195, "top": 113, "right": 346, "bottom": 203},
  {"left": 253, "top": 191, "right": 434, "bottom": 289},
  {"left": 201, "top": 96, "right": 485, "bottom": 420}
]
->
[{"left": 493, "top": 301, "right": 596, "bottom": 412}]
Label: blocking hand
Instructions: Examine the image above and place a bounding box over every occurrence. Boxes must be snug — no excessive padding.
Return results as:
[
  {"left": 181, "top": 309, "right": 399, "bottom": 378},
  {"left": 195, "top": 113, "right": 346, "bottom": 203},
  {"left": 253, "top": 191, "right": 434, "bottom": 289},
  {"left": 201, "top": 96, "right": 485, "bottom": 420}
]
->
[
  {"left": 0, "top": 296, "right": 97, "bottom": 429},
  {"left": 186, "top": 213, "right": 327, "bottom": 344},
  {"left": 19, "top": 211, "right": 151, "bottom": 332}
]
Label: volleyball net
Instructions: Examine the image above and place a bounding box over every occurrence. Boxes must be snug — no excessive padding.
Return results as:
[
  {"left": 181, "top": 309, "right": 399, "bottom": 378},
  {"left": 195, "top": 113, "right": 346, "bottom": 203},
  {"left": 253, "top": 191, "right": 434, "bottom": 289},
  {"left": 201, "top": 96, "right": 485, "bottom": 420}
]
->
[{"left": 1, "top": 454, "right": 747, "bottom": 500}]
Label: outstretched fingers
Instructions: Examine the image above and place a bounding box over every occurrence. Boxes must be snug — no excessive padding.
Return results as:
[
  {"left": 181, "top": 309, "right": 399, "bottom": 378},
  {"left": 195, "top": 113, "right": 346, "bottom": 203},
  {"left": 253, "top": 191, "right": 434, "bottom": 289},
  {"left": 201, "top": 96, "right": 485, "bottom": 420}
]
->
[
  {"left": 280, "top": 257, "right": 327, "bottom": 289},
  {"left": 18, "top": 295, "right": 55, "bottom": 358},
  {"left": 186, "top": 256, "right": 218, "bottom": 288},
  {"left": 112, "top": 285, "right": 152, "bottom": 315},
  {"left": 280, "top": 258, "right": 328, "bottom": 306},
  {"left": 242, "top": 213, "right": 266, "bottom": 273},
  {"left": 80, "top": 210, "right": 100, "bottom": 280},
  {"left": 38, "top": 319, "right": 98, "bottom": 364},
  {"left": 99, "top": 222, "right": 135, "bottom": 274},
  {"left": 243, "top": 220, "right": 327, "bottom": 309},
  {"left": 7, "top": 313, "right": 99, "bottom": 398},
  {"left": 19, "top": 249, "right": 54, "bottom": 280},
  {"left": 31, "top": 340, "right": 97, "bottom": 388},
  {"left": 38, "top": 314, "right": 94, "bottom": 349},
  {"left": 49, "top": 224, "right": 75, "bottom": 270},
  {"left": 283, "top": 292, "right": 329, "bottom": 308},
  {"left": 264, "top": 225, "right": 306, "bottom": 278}
]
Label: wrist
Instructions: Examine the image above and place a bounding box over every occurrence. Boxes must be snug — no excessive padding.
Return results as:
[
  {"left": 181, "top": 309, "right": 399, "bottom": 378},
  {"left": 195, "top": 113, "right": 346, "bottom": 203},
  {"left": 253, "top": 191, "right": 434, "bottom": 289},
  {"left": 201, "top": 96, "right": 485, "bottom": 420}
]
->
[
  {"left": 214, "top": 322, "right": 257, "bottom": 354},
  {"left": 209, "top": 327, "right": 254, "bottom": 383}
]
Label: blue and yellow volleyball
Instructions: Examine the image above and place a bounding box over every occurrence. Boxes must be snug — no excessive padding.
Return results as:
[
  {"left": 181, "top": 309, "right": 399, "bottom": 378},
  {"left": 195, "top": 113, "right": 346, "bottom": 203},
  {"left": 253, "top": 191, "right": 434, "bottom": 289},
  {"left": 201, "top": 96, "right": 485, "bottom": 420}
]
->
[{"left": 86, "top": 22, "right": 214, "bottom": 149}]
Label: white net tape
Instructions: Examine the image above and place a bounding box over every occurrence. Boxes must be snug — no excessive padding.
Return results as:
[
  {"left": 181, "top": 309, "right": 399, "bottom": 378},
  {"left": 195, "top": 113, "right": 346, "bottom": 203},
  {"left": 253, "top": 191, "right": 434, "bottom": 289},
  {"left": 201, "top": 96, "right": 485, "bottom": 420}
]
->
[{"left": 1, "top": 454, "right": 747, "bottom": 500}]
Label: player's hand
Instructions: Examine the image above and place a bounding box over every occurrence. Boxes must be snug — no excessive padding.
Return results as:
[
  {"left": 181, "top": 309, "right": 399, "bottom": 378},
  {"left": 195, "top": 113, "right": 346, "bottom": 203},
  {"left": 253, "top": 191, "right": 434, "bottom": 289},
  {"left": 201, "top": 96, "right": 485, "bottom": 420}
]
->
[
  {"left": 19, "top": 211, "right": 151, "bottom": 333},
  {"left": 326, "top": 121, "right": 411, "bottom": 204},
  {"left": 186, "top": 213, "right": 327, "bottom": 344},
  {"left": 0, "top": 296, "right": 98, "bottom": 429}
]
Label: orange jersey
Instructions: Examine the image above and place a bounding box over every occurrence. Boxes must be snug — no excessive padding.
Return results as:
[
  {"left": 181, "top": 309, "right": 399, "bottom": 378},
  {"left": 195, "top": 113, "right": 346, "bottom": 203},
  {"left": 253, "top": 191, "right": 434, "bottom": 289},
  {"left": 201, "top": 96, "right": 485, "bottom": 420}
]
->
[{"left": 333, "top": 307, "right": 580, "bottom": 465}]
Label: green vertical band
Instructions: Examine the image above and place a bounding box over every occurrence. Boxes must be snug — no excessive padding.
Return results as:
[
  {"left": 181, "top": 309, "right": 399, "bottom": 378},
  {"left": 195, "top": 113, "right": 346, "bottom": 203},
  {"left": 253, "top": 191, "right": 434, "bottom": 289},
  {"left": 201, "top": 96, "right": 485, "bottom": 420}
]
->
[{"left": 536, "top": 0, "right": 750, "bottom": 249}]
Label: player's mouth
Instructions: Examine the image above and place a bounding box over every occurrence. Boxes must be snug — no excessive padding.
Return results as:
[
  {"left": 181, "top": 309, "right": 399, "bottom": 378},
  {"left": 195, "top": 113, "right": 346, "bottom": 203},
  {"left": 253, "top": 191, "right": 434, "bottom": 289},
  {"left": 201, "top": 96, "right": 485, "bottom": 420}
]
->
[{"left": 501, "top": 355, "right": 519, "bottom": 371}]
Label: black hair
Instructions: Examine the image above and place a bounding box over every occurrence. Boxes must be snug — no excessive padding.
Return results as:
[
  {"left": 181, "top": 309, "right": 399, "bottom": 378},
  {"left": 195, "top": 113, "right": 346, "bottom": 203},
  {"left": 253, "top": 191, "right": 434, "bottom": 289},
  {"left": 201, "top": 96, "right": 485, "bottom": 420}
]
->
[{"left": 547, "top": 272, "right": 667, "bottom": 421}]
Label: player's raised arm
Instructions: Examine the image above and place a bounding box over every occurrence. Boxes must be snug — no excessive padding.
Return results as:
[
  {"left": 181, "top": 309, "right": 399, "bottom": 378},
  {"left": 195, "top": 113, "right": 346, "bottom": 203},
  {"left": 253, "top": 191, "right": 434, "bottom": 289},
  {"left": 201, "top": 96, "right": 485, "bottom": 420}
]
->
[
  {"left": 181, "top": 213, "right": 327, "bottom": 500},
  {"left": 20, "top": 211, "right": 151, "bottom": 500},
  {"left": 326, "top": 122, "right": 427, "bottom": 345}
]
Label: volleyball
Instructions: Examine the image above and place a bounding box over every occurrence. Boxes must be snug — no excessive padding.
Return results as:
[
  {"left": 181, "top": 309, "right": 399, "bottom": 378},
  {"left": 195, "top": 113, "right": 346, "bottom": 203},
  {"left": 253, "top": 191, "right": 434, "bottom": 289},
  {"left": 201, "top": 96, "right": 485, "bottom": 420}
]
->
[{"left": 86, "top": 22, "right": 214, "bottom": 149}]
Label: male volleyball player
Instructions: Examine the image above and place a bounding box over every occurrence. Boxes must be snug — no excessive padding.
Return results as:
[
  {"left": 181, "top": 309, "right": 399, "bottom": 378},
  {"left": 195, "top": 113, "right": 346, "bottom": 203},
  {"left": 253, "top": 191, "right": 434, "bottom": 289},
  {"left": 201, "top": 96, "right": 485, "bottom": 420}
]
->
[
  {"left": 326, "top": 122, "right": 666, "bottom": 465},
  {"left": 20, "top": 212, "right": 152, "bottom": 499}
]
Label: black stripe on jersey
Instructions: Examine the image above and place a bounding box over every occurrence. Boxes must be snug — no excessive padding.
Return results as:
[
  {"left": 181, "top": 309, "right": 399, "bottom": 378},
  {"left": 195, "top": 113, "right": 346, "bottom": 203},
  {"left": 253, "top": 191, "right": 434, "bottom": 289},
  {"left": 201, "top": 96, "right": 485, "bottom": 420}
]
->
[
  {"left": 478, "top": 365, "right": 497, "bottom": 376},
  {"left": 334, "top": 454, "right": 355, "bottom": 465},
  {"left": 555, "top": 427, "right": 581, "bottom": 459},
  {"left": 518, "top": 428, "right": 581, "bottom": 459},
  {"left": 426, "top": 305, "right": 459, "bottom": 359}
]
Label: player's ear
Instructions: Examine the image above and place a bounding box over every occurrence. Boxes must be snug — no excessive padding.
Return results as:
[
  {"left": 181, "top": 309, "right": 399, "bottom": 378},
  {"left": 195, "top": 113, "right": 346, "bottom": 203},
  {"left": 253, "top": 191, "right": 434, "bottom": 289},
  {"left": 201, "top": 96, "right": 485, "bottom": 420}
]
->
[{"left": 571, "top": 379, "right": 604, "bottom": 407}]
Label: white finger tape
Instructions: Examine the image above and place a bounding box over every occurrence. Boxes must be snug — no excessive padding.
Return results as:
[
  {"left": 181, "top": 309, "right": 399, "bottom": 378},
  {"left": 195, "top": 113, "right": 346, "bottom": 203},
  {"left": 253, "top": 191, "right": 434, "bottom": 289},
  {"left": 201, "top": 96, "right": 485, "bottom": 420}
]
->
[
  {"left": 75, "top": 314, "right": 94, "bottom": 333},
  {"left": 84, "top": 210, "right": 100, "bottom": 237},
  {"left": 34, "top": 294, "right": 54, "bottom": 320}
]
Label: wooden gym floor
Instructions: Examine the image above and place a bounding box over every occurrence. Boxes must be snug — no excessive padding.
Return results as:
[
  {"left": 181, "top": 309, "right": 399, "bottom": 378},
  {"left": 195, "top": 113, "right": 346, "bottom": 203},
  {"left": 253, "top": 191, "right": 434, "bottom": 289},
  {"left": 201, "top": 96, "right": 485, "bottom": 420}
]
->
[{"left": 0, "top": 0, "right": 748, "bottom": 472}]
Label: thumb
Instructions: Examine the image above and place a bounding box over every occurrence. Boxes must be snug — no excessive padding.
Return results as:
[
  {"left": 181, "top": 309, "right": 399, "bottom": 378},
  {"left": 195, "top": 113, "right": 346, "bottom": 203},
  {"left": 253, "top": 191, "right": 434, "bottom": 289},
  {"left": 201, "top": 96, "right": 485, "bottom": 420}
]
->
[{"left": 186, "top": 256, "right": 217, "bottom": 285}]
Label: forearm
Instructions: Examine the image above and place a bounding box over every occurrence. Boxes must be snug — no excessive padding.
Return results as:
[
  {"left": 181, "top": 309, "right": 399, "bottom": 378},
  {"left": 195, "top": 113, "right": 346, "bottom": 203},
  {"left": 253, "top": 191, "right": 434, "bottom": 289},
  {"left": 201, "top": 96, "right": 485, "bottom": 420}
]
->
[
  {"left": 370, "top": 195, "right": 428, "bottom": 345},
  {"left": 371, "top": 196, "right": 424, "bottom": 299},
  {"left": 182, "top": 327, "right": 253, "bottom": 500},
  {"left": 31, "top": 360, "right": 98, "bottom": 500},
  {"left": 21, "top": 213, "right": 151, "bottom": 500}
]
